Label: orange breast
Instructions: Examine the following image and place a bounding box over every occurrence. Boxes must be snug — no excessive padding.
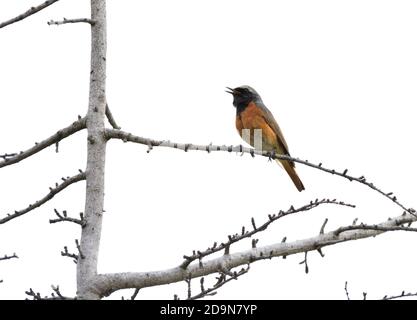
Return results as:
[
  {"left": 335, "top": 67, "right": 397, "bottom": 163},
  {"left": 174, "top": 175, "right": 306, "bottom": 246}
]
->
[{"left": 236, "top": 102, "right": 278, "bottom": 151}]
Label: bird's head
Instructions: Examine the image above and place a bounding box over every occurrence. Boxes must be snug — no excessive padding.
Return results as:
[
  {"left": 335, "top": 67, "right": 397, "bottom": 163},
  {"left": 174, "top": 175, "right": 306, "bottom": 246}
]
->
[{"left": 226, "top": 85, "right": 261, "bottom": 110}]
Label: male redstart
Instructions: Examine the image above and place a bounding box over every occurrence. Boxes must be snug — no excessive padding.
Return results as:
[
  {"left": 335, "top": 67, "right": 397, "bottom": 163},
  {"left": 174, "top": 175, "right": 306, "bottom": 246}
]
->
[{"left": 226, "top": 85, "right": 305, "bottom": 192}]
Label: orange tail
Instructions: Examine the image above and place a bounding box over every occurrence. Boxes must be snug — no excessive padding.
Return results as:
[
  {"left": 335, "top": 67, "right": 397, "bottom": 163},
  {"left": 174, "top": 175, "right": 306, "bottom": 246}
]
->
[{"left": 278, "top": 160, "right": 305, "bottom": 192}]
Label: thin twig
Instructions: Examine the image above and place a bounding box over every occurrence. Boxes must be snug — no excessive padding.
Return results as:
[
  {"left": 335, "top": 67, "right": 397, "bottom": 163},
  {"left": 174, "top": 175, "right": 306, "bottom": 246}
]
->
[
  {"left": 49, "top": 209, "right": 86, "bottom": 227},
  {"left": 105, "top": 104, "right": 121, "bottom": 129},
  {"left": 185, "top": 274, "right": 192, "bottom": 299},
  {"left": 25, "top": 286, "right": 75, "bottom": 300},
  {"left": 130, "top": 288, "right": 140, "bottom": 300},
  {"left": 344, "top": 281, "right": 350, "bottom": 300},
  {"left": 0, "top": 171, "right": 86, "bottom": 224},
  {"left": 47, "top": 18, "right": 95, "bottom": 26},
  {"left": 51, "top": 285, "right": 65, "bottom": 299},
  {"left": 299, "top": 252, "right": 309, "bottom": 274},
  {"left": 0, "top": 253, "right": 18, "bottom": 261},
  {"left": 187, "top": 265, "right": 250, "bottom": 300},
  {"left": 105, "top": 129, "right": 415, "bottom": 216},
  {"left": 61, "top": 246, "right": 78, "bottom": 264},
  {"left": 0, "top": 0, "right": 60, "bottom": 29},
  {"left": 0, "top": 116, "right": 86, "bottom": 169},
  {"left": 320, "top": 218, "right": 328, "bottom": 234},
  {"left": 180, "top": 199, "right": 354, "bottom": 269},
  {"left": 0, "top": 153, "right": 17, "bottom": 160},
  {"left": 334, "top": 222, "right": 417, "bottom": 236},
  {"left": 75, "top": 239, "right": 85, "bottom": 259},
  {"left": 382, "top": 291, "right": 417, "bottom": 300},
  {"left": 317, "top": 248, "right": 325, "bottom": 257},
  {"left": 25, "top": 288, "right": 42, "bottom": 300}
]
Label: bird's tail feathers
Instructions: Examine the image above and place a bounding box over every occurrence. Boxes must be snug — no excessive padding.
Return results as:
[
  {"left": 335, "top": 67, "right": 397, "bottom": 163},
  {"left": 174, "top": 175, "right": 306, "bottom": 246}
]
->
[{"left": 278, "top": 159, "right": 305, "bottom": 192}]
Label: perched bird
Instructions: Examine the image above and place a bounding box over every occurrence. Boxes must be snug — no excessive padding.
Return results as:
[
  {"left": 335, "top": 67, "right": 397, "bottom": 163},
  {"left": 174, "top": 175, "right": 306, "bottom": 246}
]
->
[{"left": 226, "top": 85, "right": 305, "bottom": 192}]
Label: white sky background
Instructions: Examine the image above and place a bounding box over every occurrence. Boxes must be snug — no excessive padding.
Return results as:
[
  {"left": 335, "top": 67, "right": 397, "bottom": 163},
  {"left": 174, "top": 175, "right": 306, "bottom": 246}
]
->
[{"left": 0, "top": 0, "right": 416, "bottom": 300}]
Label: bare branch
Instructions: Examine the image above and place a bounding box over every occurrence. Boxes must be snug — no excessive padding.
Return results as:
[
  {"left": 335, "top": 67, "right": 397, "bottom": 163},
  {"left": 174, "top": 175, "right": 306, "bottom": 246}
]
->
[
  {"left": 185, "top": 274, "right": 192, "bottom": 299},
  {"left": 320, "top": 218, "right": 328, "bottom": 234},
  {"left": 105, "top": 129, "right": 415, "bottom": 216},
  {"left": 105, "top": 104, "right": 121, "bottom": 129},
  {"left": 61, "top": 246, "right": 78, "bottom": 264},
  {"left": 75, "top": 239, "right": 85, "bottom": 259},
  {"left": 382, "top": 291, "right": 417, "bottom": 300},
  {"left": 344, "top": 281, "right": 350, "bottom": 300},
  {"left": 334, "top": 221, "right": 417, "bottom": 236},
  {"left": 317, "top": 248, "right": 325, "bottom": 257},
  {"left": 60, "top": 239, "right": 85, "bottom": 264},
  {"left": 60, "top": 239, "right": 85, "bottom": 265},
  {"left": 299, "top": 252, "right": 309, "bottom": 274},
  {"left": 47, "top": 18, "right": 95, "bottom": 26},
  {"left": 50, "top": 285, "right": 65, "bottom": 299},
  {"left": 25, "top": 288, "right": 43, "bottom": 300},
  {"left": 49, "top": 209, "right": 86, "bottom": 227},
  {"left": 0, "top": 253, "right": 18, "bottom": 261},
  {"left": 180, "top": 199, "right": 354, "bottom": 269},
  {"left": 0, "top": 116, "right": 86, "bottom": 169},
  {"left": 0, "top": 253, "right": 18, "bottom": 284},
  {"left": 130, "top": 288, "right": 140, "bottom": 300},
  {"left": 187, "top": 265, "right": 250, "bottom": 300},
  {"left": 0, "top": 153, "right": 17, "bottom": 160},
  {"left": 25, "top": 286, "right": 75, "bottom": 300},
  {"left": 0, "top": 0, "right": 60, "bottom": 29},
  {"left": 0, "top": 171, "right": 86, "bottom": 224},
  {"left": 93, "top": 211, "right": 416, "bottom": 297}
]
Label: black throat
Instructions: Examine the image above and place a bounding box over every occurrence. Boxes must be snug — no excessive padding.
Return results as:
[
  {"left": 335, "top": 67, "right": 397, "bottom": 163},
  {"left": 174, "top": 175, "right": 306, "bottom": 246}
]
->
[
  {"left": 234, "top": 96, "right": 253, "bottom": 115},
  {"left": 235, "top": 102, "right": 249, "bottom": 115}
]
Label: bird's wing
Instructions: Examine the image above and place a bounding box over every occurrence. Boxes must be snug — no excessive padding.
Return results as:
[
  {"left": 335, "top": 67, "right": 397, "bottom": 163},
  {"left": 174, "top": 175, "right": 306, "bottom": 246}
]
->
[{"left": 258, "top": 103, "right": 290, "bottom": 156}]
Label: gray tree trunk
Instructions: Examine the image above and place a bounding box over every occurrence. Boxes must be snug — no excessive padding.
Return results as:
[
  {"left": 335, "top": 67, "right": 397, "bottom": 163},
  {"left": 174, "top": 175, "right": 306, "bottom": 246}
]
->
[{"left": 76, "top": 0, "right": 107, "bottom": 300}]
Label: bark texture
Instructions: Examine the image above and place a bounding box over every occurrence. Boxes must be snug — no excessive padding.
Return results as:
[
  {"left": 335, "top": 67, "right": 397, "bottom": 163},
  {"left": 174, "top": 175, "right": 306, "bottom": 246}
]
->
[{"left": 76, "top": 0, "right": 107, "bottom": 300}]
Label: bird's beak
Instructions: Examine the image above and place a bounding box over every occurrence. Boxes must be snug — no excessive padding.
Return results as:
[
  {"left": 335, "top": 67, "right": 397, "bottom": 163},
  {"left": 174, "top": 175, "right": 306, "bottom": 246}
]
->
[{"left": 225, "top": 87, "right": 235, "bottom": 95}]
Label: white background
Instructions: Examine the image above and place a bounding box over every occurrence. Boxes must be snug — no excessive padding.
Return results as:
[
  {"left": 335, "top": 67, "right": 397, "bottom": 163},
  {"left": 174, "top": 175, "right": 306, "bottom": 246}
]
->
[{"left": 0, "top": 0, "right": 416, "bottom": 300}]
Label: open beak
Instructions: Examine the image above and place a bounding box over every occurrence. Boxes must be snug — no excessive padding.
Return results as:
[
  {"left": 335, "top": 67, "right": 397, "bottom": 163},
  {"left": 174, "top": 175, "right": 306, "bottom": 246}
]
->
[{"left": 225, "top": 87, "right": 235, "bottom": 95}]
